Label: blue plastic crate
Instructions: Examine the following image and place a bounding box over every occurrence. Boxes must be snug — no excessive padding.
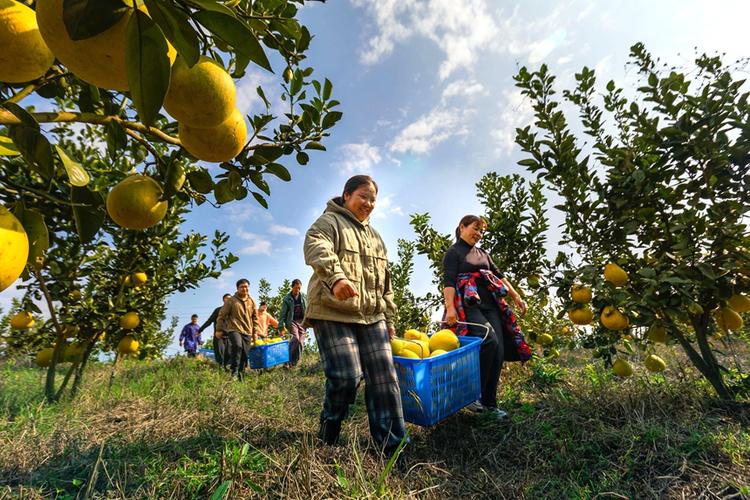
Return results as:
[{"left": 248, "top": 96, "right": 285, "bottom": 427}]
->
[
  {"left": 249, "top": 339, "right": 289, "bottom": 369},
  {"left": 393, "top": 335, "right": 481, "bottom": 426},
  {"left": 197, "top": 348, "right": 215, "bottom": 360}
]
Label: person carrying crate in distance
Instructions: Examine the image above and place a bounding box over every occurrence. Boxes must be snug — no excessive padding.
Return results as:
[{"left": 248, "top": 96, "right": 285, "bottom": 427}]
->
[
  {"left": 257, "top": 301, "right": 279, "bottom": 339},
  {"left": 303, "top": 174, "right": 409, "bottom": 461},
  {"left": 216, "top": 279, "right": 261, "bottom": 381},
  {"left": 279, "top": 279, "right": 307, "bottom": 365},
  {"left": 442, "top": 215, "right": 533, "bottom": 419},
  {"left": 199, "top": 293, "right": 232, "bottom": 369}
]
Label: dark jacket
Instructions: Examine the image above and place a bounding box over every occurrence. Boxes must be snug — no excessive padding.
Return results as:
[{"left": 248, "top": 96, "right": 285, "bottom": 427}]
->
[
  {"left": 198, "top": 306, "right": 222, "bottom": 334},
  {"left": 280, "top": 292, "right": 307, "bottom": 332}
]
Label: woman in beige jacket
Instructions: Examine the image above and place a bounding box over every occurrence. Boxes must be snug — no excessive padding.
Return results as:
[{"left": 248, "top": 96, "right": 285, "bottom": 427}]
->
[{"left": 303, "top": 175, "right": 408, "bottom": 459}]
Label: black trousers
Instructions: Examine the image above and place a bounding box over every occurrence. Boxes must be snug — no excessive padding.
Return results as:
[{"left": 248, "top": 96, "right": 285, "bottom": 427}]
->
[
  {"left": 213, "top": 335, "right": 229, "bottom": 368},
  {"left": 464, "top": 305, "right": 505, "bottom": 409},
  {"left": 227, "top": 331, "right": 251, "bottom": 374}
]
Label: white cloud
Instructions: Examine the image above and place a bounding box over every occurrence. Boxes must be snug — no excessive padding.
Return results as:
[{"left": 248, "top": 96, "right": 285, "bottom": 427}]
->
[
  {"left": 389, "top": 106, "right": 470, "bottom": 154},
  {"left": 490, "top": 89, "right": 534, "bottom": 158},
  {"left": 236, "top": 229, "right": 272, "bottom": 255},
  {"left": 269, "top": 224, "right": 300, "bottom": 236},
  {"left": 372, "top": 193, "right": 404, "bottom": 220},
  {"left": 334, "top": 142, "right": 382, "bottom": 174},
  {"left": 441, "top": 79, "right": 486, "bottom": 101}
]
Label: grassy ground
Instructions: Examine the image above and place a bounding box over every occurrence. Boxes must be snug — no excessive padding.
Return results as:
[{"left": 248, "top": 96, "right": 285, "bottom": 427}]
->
[{"left": 0, "top": 345, "right": 749, "bottom": 499}]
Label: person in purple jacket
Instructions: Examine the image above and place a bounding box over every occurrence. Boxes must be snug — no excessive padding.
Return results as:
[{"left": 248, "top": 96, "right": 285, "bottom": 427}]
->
[{"left": 179, "top": 314, "right": 203, "bottom": 357}]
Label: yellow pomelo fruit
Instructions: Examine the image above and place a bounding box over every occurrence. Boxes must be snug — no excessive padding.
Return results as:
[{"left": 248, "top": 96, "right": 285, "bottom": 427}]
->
[
  {"left": 0, "top": 206, "right": 28, "bottom": 292},
  {"left": 254, "top": 338, "right": 265, "bottom": 346},
  {"left": 612, "top": 359, "right": 633, "bottom": 377},
  {"left": 571, "top": 284, "right": 592, "bottom": 304},
  {"left": 120, "top": 311, "right": 140, "bottom": 330},
  {"left": 107, "top": 175, "right": 168, "bottom": 230},
  {"left": 727, "top": 294, "right": 750, "bottom": 313},
  {"left": 537, "top": 333, "right": 554, "bottom": 346},
  {"left": 604, "top": 263, "right": 628, "bottom": 287},
  {"left": 547, "top": 348, "right": 560, "bottom": 359},
  {"left": 715, "top": 307, "right": 743, "bottom": 331},
  {"left": 130, "top": 272, "right": 148, "bottom": 286},
  {"left": 10, "top": 310, "right": 34, "bottom": 329},
  {"left": 36, "top": 0, "right": 175, "bottom": 90},
  {"left": 0, "top": 0, "right": 54, "bottom": 83},
  {"left": 164, "top": 56, "right": 236, "bottom": 128},
  {"left": 390, "top": 338, "right": 405, "bottom": 355},
  {"left": 117, "top": 334, "right": 139, "bottom": 354},
  {"left": 429, "top": 329, "right": 459, "bottom": 352},
  {"left": 429, "top": 349, "right": 448, "bottom": 357},
  {"left": 62, "top": 343, "right": 84, "bottom": 363},
  {"left": 600, "top": 306, "right": 629, "bottom": 330},
  {"left": 397, "top": 349, "right": 420, "bottom": 359},
  {"left": 644, "top": 354, "right": 666, "bottom": 373},
  {"left": 179, "top": 108, "right": 247, "bottom": 163},
  {"left": 404, "top": 329, "right": 429, "bottom": 342},
  {"left": 647, "top": 325, "right": 669, "bottom": 344},
  {"left": 568, "top": 306, "right": 593, "bottom": 325},
  {"left": 35, "top": 347, "right": 54, "bottom": 367},
  {"left": 69, "top": 289, "right": 82, "bottom": 301},
  {"left": 401, "top": 339, "right": 429, "bottom": 358}
]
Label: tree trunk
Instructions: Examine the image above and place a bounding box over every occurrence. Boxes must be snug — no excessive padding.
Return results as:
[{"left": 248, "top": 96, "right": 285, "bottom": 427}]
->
[{"left": 671, "top": 322, "right": 735, "bottom": 400}]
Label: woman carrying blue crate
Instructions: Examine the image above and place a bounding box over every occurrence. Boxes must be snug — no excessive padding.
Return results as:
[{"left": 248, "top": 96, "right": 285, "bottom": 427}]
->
[
  {"left": 442, "top": 215, "right": 533, "bottom": 419},
  {"left": 303, "top": 175, "right": 408, "bottom": 459}
]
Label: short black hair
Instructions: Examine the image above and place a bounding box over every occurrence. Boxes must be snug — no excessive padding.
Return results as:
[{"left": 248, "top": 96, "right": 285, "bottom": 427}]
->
[
  {"left": 222, "top": 293, "right": 231, "bottom": 299},
  {"left": 236, "top": 278, "right": 250, "bottom": 288},
  {"left": 191, "top": 314, "right": 198, "bottom": 319},
  {"left": 260, "top": 301, "right": 267, "bottom": 306},
  {"left": 292, "top": 278, "right": 302, "bottom": 287},
  {"left": 342, "top": 175, "right": 378, "bottom": 198}
]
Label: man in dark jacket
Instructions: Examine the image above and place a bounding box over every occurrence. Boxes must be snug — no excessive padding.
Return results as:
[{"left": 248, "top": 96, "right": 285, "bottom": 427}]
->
[
  {"left": 279, "top": 279, "right": 307, "bottom": 366},
  {"left": 199, "top": 293, "right": 231, "bottom": 369}
]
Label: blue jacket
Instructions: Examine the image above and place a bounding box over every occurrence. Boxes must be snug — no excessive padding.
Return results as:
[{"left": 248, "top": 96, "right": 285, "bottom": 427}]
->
[
  {"left": 179, "top": 323, "right": 202, "bottom": 352},
  {"left": 279, "top": 292, "right": 307, "bottom": 331}
]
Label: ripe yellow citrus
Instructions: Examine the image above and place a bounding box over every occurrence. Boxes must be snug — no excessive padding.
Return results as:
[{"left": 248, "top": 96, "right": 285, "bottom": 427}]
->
[
  {"left": 390, "top": 338, "right": 405, "bottom": 355},
  {"left": 397, "top": 349, "right": 420, "bottom": 359},
  {"left": 0, "top": 206, "right": 28, "bottom": 292},
  {"left": 164, "top": 56, "right": 236, "bottom": 128},
  {"left": 715, "top": 307, "right": 743, "bottom": 331},
  {"left": 254, "top": 338, "right": 266, "bottom": 346},
  {"left": 130, "top": 272, "right": 148, "bottom": 286},
  {"left": 603, "top": 263, "right": 628, "bottom": 287},
  {"left": 727, "top": 294, "right": 750, "bottom": 313},
  {"left": 547, "top": 348, "right": 560, "bottom": 359},
  {"left": 644, "top": 354, "right": 666, "bottom": 373},
  {"left": 429, "top": 329, "right": 459, "bottom": 352},
  {"left": 117, "top": 334, "right": 139, "bottom": 354},
  {"left": 571, "top": 284, "right": 592, "bottom": 303},
  {"left": 600, "top": 306, "right": 629, "bottom": 330},
  {"left": 612, "top": 359, "right": 633, "bottom": 377},
  {"left": 35, "top": 347, "right": 54, "bottom": 367},
  {"left": 568, "top": 306, "right": 593, "bottom": 325},
  {"left": 10, "top": 311, "right": 34, "bottom": 329},
  {"left": 120, "top": 311, "right": 140, "bottom": 330},
  {"left": 36, "top": 0, "right": 175, "bottom": 90},
  {"left": 401, "top": 339, "right": 430, "bottom": 358},
  {"left": 179, "top": 108, "right": 247, "bottom": 163},
  {"left": 537, "top": 333, "right": 554, "bottom": 346},
  {"left": 106, "top": 175, "right": 168, "bottom": 230},
  {"left": 62, "top": 343, "right": 84, "bottom": 363},
  {"left": 0, "top": 0, "right": 54, "bottom": 83},
  {"left": 429, "top": 349, "right": 448, "bottom": 357},
  {"left": 647, "top": 325, "right": 669, "bottom": 344},
  {"left": 404, "top": 329, "right": 429, "bottom": 342}
]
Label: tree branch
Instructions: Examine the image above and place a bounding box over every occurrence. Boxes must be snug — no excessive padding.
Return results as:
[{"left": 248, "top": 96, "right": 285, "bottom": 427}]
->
[{"left": 0, "top": 110, "right": 181, "bottom": 146}]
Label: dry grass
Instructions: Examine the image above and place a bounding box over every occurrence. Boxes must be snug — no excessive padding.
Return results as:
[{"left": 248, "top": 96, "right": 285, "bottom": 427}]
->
[{"left": 0, "top": 345, "right": 748, "bottom": 499}]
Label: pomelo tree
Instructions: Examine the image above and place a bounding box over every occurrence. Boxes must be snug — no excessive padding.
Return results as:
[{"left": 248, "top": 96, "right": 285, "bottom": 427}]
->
[
  {"left": 514, "top": 43, "right": 750, "bottom": 399},
  {"left": 389, "top": 238, "right": 431, "bottom": 335}
]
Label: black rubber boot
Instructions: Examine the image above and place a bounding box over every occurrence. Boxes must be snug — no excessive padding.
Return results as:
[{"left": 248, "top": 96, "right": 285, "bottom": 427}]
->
[{"left": 318, "top": 414, "right": 342, "bottom": 445}]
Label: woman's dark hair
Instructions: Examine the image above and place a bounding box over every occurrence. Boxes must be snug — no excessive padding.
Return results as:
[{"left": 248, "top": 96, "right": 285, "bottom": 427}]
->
[
  {"left": 342, "top": 175, "right": 378, "bottom": 198},
  {"left": 291, "top": 278, "right": 302, "bottom": 287},
  {"left": 455, "top": 215, "right": 487, "bottom": 241},
  {"left": 260, "top": 301, "right": 267, "bottom": 306}
]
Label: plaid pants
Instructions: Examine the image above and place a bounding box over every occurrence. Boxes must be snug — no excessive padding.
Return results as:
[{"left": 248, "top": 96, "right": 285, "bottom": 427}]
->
[{"left": 314, "top": 319, "right": 408, "bottom": 449}]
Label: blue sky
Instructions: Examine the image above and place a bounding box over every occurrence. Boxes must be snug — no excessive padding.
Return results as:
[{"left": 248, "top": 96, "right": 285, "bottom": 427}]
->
[{"left": 4, "top": 0, "right": 750, "bottom": 355}]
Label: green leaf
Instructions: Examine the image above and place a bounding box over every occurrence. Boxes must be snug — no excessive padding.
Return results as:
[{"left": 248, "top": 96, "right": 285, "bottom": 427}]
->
[
  {"left": 289, "top": 69, "right": 302, "bottom": 96},
  {"left": 187, "top": 0, "right": 235, "bottom": 16},
  {"left": 62, "top": 0, "right": 129, "bottom": 41},
  {"left": 8, "top": 125, "right": 54, "bottom": 179},
  {"left": 296, "top": 151, "right": 309, "bottom": 165},
  {"left": 0, "top": 135, "right": 20, "bottom": 156},
  {"left": 322, "top": 111, "right": 342, "bottom": 129},
  {"left": 214, "top": 178, "right": 234, "bottom": 204},
  {"left": 265, "top": 163, "right": 291, "bottom": 181},
  {"left": 323, "top": 78, "right": 332, "bottom": 100},
  {"left": 17, "top": 208, "right": 49, "bottom": 270},
  {"left": 252, "top": 191, "right": 268, "bottom": 209},
  {"left": 209, "top": 480, "right": 232, "bottom": 500},
  {"left": 55, "top": 145, "right": 90, "bottom": 187},
  {"left": 2, "top": 102, "right": 38, "bottom": 128},
  {"left": 126, "top": 10, "right": 171, "bottom": 126},
  {"left": 72, "top": 187, "right": 105, "bottom": 244},
  {"left": 106, "top": 121, "right": 128, "bottom": 159},
  {"left": 187, "top": 169, "right": 213, "bottom": 193},
  {"left": 194, "top": 11, "right": 272, "bottom": 72},
  {"left": 256, "top": 86, "right": 271, "bottom": 108},
  {"left": 143, "top": 0, "right": 200, "bottom": 67},
  {"left": 305, "top": 141, "right": 326, "bottom": 151}
]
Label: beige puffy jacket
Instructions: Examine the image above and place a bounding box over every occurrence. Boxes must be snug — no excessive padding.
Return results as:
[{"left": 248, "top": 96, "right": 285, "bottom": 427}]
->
[{"left": 303, "top": 198, "right": 396, "bottom": 329}]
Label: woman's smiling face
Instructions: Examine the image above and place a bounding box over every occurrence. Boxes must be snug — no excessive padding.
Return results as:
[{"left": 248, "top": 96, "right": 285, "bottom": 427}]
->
[
  {"left": 343, "top": 182, "right": 377, "bottom": 222},
  {"left": 460, "top": 220, "right": 485, "bottom": 245}
]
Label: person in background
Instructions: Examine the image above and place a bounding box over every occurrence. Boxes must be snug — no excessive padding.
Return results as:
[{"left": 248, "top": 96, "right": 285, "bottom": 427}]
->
[
  {"left": 303, "top": 174, "right": 408, "bottom": 463},
  {"left": 216, "top": 279, "right": 261, "bottom": 381},
  {"left": 199, "top": 293, "right": 232, "bottom": 369},
  {"left": 257, "top": 301, "right": 279, "bottom": 339},
  {"left": 280, "top": 279, "right": 307, "bottom": 366},
  {"left": 179, "top": 314, "right": 202, "bottom": 357},
  {"left": 442, "top": 214, "right": 532, "bottom": 419}
]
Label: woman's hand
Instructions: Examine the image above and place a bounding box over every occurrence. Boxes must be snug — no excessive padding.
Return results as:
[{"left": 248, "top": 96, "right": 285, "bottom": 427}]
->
[
  {"left": 512, "top": 296, "right": 527, "bottom": 315},
  {"left": 444, "top": 306, "right": 457, "bottom": 325},
  {"left": 332, "top": 279, "right": 359, "bottom": 300},
  {"left": 387, "top": 326, "right": 396, "bottom": 339}
]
